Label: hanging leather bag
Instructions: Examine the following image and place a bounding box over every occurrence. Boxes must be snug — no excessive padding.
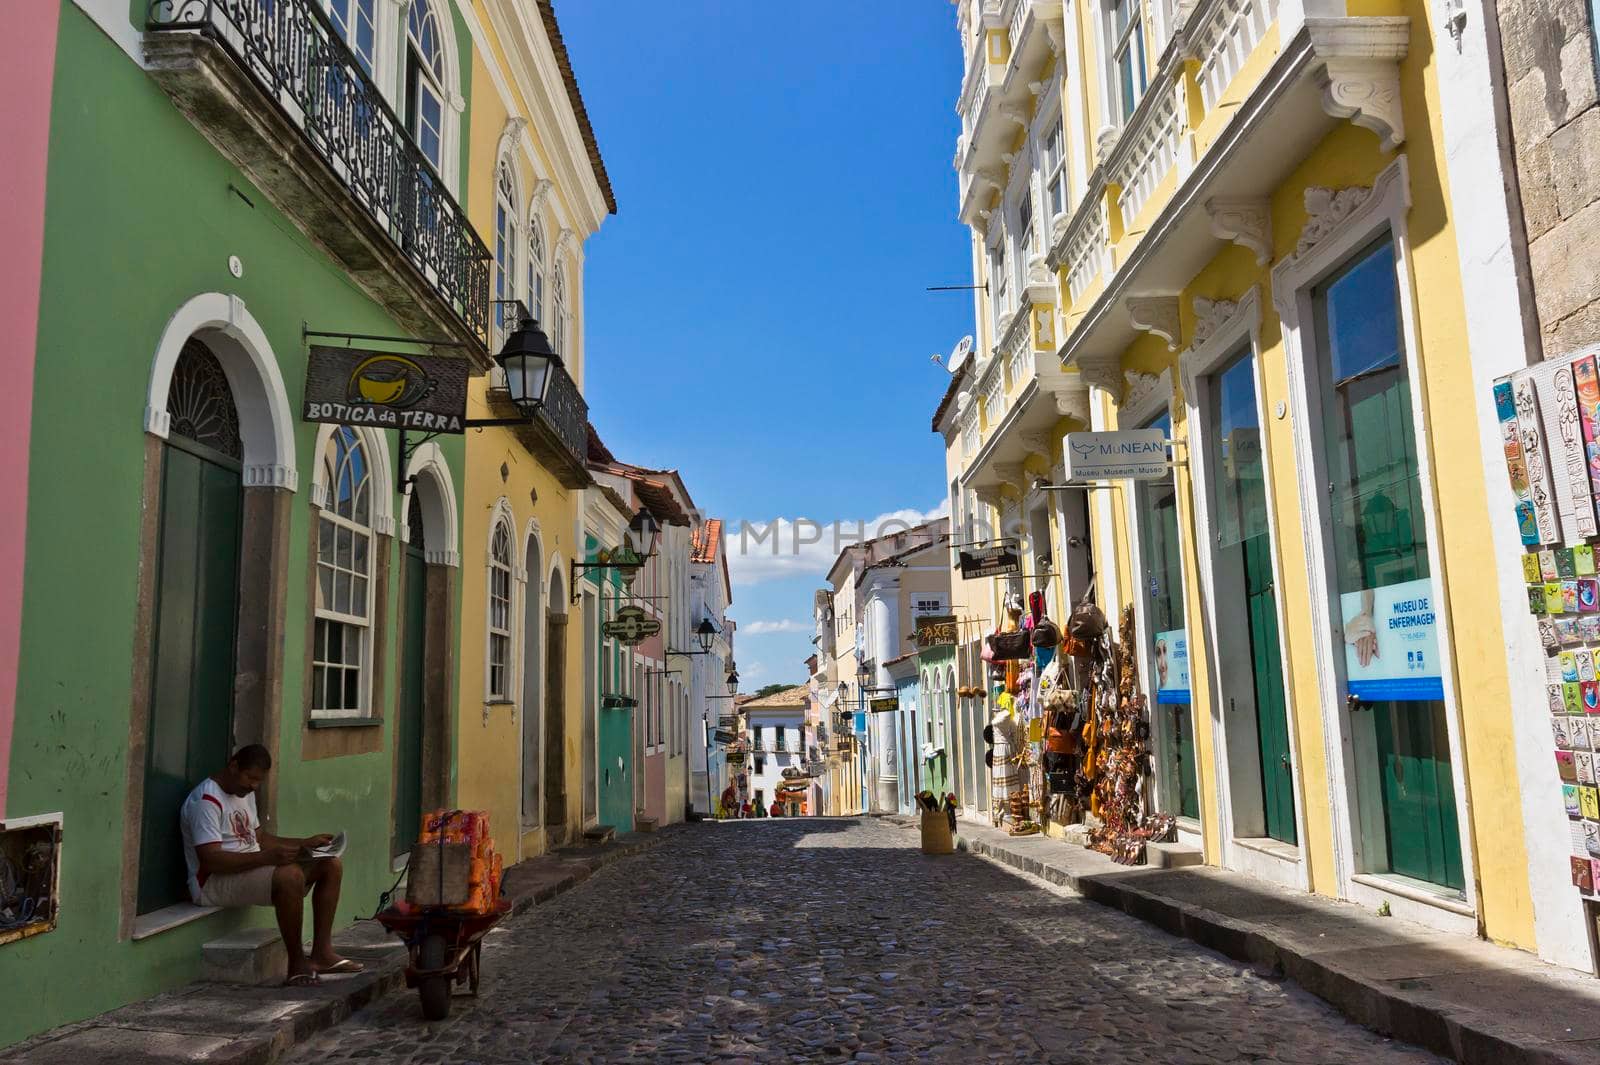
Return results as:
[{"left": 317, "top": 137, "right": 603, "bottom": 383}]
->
[
  {"left": 1031, "top": 617, "right": 1061, "bottom": 648},
  {"left": 987, "top": 630, "right": 1032, "bottom": 661}
]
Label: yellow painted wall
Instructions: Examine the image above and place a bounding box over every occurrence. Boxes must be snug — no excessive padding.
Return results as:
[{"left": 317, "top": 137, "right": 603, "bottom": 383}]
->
[{"left": 457, "top": 37, "right": 592, "bottom": 863}]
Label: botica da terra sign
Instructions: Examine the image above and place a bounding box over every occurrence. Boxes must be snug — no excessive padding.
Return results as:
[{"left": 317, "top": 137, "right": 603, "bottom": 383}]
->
[{"left": 302, "top": 346, "right": 470, "bottom": 431}]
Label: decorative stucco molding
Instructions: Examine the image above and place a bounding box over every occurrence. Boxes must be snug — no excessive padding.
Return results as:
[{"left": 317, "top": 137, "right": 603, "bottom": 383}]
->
[
  {"left": 1000, "top": 104, "right": 1030, "bottom": 132},
  {"left": 1296, "top": 184, "right": 1373, "bottom": 257},
  {"left": 1019, "top": 432, "right": 1052, "bottom": 462},
  {"left": 994, "top": 462, "right": 1030, "bottom": 496},
  {"left": 1122, "top": 370, "right": 1162, "bottom": 415},
  {"left": 1204, "top": 198, "right": 1272, "bottom": 265},
  {"left": 1127, "top": 295, "right": 1182, "bottom": 350},
  {"left": 1095, "top": 125, "right": 1120, "bottom": 158},
  {"left": 528, "top": 177, "right": 554, "bottom": 216},
  {"left": 1306, "top": 17, "right": 1411, "bottom": 152},
  {"left": 1077, "top": 353, "right": 1122, "bottom": 397},
  {"left": 502, "top": 115, "right": 529, "bottom": 154},
  {"left": 974, "top": 485, "right": 1007, "bottom": 511},
  {"left": 1190, "top": 296, "right": 1241, "bottom": 346},
  {"left": 1053, "top": 380, "right": 1092, "bottom": 423}
]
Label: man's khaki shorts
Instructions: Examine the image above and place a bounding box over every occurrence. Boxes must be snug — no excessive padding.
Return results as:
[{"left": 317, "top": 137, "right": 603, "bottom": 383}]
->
[{"left": 198, "top": 865, "right": 311, "bottom": 908}]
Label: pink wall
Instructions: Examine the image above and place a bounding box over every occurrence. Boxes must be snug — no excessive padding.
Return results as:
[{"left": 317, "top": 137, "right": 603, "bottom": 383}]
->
[{"left": 0, "top": 5, "right": 57, "bottom": 816}]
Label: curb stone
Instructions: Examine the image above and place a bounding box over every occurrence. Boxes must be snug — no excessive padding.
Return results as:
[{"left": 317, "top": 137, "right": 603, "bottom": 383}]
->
[
  {"left": 883, "top": 814, "right": 1600, "bottom": 1065},
  {"left": 1, "top": 824, "right": 686, "bottom": 1064}
]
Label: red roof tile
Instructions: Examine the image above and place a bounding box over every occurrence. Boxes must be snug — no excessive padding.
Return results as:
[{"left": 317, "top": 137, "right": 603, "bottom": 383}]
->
[{"left": 691, "top": 518, "right": 723, "bottom": 564}]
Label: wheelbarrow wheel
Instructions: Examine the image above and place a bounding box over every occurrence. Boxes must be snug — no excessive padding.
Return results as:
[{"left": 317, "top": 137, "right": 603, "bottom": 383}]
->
[{"left": 417, "top": 932, "right": 452, "bottom": 1021}]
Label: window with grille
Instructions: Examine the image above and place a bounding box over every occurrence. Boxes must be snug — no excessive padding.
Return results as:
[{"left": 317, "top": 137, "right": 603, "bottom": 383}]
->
[
  {"left": 493, "top": 162, "right": 518, "bottom": 345},
  {"left": 314, "top": 427, "right": 374, "bottom": 717},
  {"left": 487, "top": 519, "right": 513, "bottom": 700},
  {"left": 527, "top": 219, "right": 546, "bottom": 327}
]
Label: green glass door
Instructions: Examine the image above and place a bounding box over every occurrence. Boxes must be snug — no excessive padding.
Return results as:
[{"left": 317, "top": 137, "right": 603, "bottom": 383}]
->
[
  {"left": 1137, "top": 411, "right": 1198, "bottom": 820},
  {"left": 394, "top": 541, "right": 427, "bottom": 858},
  {"left": 1211, "top": 351, "right": 1296, "bottom": 844},
  {"left": 1244, "top": 532, "right": 1295, "bottom": 842},
  {"left": 1315, "top": 238, "right": 1462, "bottom": 890},
  {"left": 138, "top": 439, "right": 242, "bottom": 913}
]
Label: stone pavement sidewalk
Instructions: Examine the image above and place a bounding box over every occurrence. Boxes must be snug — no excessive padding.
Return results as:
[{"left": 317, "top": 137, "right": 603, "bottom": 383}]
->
[
  {"left": 885, "top": 813, "right": 1600, "bottom": 1065},
  {"left": 2, "top": 827, "right": 682, "bottom": 1065}
]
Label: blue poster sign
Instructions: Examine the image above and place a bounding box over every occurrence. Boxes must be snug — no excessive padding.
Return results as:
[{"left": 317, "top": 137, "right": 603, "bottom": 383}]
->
[
  {"left": 1154, "top": 628, "right": 1190, "bottom": 704},
  {"left": 1341, "top": 577, "right": 1444, "bottom": 701}
]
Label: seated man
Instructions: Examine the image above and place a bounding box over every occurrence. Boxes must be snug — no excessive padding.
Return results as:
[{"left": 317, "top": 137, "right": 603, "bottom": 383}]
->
[{"left": 179, "top": 744, "right": 362, "bottom": 986}]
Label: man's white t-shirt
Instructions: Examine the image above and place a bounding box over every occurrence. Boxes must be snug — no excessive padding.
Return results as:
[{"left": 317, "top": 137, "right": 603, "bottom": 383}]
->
[{"left": 179, "top": 779, "right": 260, "bottom": 904}]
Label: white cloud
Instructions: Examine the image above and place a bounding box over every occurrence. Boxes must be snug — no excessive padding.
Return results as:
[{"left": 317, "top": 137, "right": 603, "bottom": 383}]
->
[
  {"left": 739, "top": 619, "right": 810, "bottom": 635},
  {"left": 723, "top": 502, "right": 949, "bottom": 589}
]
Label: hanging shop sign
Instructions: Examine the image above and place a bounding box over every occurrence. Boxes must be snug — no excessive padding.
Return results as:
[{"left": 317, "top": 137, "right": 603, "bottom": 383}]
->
[
  {"left": 1340, "top": 579, "right": 1444, "bottom": 702},
  {"left": 914, "top": 614, "right": 959, "bottom": 649},
  {"left": 868, "top": 696, "right": 899, "bottom": 713},
  {"left": 1065, "top": 428, "right": 1169, "bottom": 481},
  {"left": 601, "top": 694, "right": 637, "bottom": 710},
  {"left": 712, "top": 728, "right": 737, "bottom": 744},
  {"left": 725, "top": 752, "right": 746, "bottom": 768},
  {"left": 958, "top": 546, "right": 1021, "bottom": 579},
  {"left": 1152, "top": 629, "right": 1191, "bottom": 704},
  {"left": 805, "top": 761, "right": 827, "bottom": 777},
  {"left": 302, "top": 346, "right": 469, "bottom": 431},
  {"left": 718, "top": 715, "right": 737, "bottom": 729},
  {"left": 602, "top": 605, "right": 661, "bottom": 645}
]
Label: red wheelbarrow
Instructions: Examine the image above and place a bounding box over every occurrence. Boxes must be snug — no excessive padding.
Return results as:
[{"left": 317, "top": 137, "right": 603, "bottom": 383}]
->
[{"left": 374, "top": 899, "right": 510, "bottom": 1020}]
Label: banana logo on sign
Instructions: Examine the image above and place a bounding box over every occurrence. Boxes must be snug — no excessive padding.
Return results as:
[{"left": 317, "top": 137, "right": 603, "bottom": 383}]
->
[{"left": 347, "top": 354, "right": 436, "bottom": 409}]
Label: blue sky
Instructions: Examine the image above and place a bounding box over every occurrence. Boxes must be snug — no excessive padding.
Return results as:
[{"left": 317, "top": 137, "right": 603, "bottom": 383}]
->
[{"left": 560, "top": 2, "right": 972, "bottom": 689}]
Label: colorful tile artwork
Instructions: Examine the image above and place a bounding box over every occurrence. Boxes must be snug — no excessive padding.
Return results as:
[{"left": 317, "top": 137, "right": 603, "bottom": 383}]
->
[
  {"left": 1514, "top": 374, "right": 1561, "bottom": 544},
  {"left": 1553, "top": 365, "right": 1598, "bottom": 536},
  {"left": 1496, "top": 379, "right": 1542, "bottom": 545}
]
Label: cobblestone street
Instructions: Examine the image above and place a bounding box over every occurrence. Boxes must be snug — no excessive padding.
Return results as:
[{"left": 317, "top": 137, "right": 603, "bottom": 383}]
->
[{"left": 284, "top": 818, "right": 1442, "bottom": 1064}]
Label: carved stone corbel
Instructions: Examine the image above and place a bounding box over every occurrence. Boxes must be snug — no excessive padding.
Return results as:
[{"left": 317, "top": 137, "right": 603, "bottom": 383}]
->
[
  {"left": 1019, "top": 432, "right": 1053, "bottom": 464},
  {"left": 1127, "top": 295, "right": 1182, "bottom": 350},
  {"left": 502, "top": 115, "right": 529, "bottom": 153},
  {"left": 994, "top": 462, "right": 1031, "bottom": 496},
  {"left": 1204, "top": 197, "right": 1272, "bottom": 265},
  {"left": 1077, "top": 352, "right": 1122, "bottom": 397},
  {"left": 974, "top": 485, "right": 1006, "bottom": 511},
  {"left": 1094, "top": 125, "right": 1120, "bottom": 159},
  {"left": 1000, "top": 104, "right": 1030, "bottom": 132},
  {"left": 1054, "top": 380, "right": 1092, "bottom": 424},
  {"left": 1306, "top": 18, "right": 1410, "bottom": 151}
]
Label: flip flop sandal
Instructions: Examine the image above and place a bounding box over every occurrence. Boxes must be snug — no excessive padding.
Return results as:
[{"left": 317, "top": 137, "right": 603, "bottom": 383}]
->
[
  {"left": 317, "top": 959, "right": 365, "bottom": 975},
  {"left": 283, "top": 972, "right": 320, "bottom": 988}
]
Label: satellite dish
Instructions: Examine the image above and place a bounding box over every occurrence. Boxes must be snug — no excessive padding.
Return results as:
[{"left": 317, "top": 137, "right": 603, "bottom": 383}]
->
[{"left": 949, "top": 335, "right": 975, "bottom": 370}]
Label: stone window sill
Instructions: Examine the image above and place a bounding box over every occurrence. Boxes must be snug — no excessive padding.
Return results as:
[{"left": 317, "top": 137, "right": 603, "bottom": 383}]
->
[
  {"left": 307, "top": 716, "right": 383, "bottom": 729},
  {"left": 131, "top": 902, "right": 221, "bottom": 941}
]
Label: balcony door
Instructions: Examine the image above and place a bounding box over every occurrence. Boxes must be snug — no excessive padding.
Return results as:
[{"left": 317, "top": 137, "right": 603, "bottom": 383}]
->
[{"left": 405, "top": 0, "right": 447, "bottom": 170}]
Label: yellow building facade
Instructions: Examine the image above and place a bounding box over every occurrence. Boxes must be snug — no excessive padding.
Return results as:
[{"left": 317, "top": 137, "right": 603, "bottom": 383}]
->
[
  {"left": 946, "top": 0, "right": 1544, "bottom": 953},
  {"left": 452, "top": 0, "right": 614, "bottom": 861}
]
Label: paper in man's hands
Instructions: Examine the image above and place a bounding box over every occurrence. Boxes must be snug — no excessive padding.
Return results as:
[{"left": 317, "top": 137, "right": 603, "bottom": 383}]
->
[{"left": 305, "top": 831, "right": 346, "bottom": 859}]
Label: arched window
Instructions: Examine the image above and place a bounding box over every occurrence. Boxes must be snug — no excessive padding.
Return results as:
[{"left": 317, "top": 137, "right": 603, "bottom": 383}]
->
[
  {"left": 315, "top": 427, "right": 375, "bottom": 717},
  {"left": 327, "top": 0, "right": 376, "bottom": 74},
  {"left": 493, "top": 161, "right": 518, "bottom": 343},
  {"left": 552, "top": 263, "right": 568, "bottom": 356},
  {"left": 526, "top": 218, "right": 546, "bottom": 328},
  {"left": 167, "top": 338, "right": 242, "bottom": 460},
  {"left": 406, "top": 0, "right": 447, "bottom": 168},
  {"left": 487, "top": 518, "right": 514, "bottom": 700}
]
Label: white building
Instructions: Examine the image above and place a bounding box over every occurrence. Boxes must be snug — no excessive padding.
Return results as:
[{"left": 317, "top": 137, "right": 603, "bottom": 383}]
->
[
  {"left": 740, "top": 686, "right": 811, "bottom": 815},
  {"left": 687, "top": 520, "right": 734, "bottom": 816}
]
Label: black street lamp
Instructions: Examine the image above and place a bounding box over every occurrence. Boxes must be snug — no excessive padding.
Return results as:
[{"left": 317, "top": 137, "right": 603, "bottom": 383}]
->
[
  {"left": 496, "top": 314, "right": 561, "bottom": 417},
  {"left": 726, "top": 670, "right": 739, "bottom": 694},
  {"left": 626, "top": 509, "right": 660, "bottom": 556},
  {"left": 856, "top": 662, "right": 872, "bottom": 689},
  {"left": 696, "top": 618, "right": 717, "bottom": 653}
]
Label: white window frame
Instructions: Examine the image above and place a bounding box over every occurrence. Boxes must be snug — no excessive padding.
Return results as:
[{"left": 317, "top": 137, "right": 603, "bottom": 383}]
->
[
  {"left": 493, "top": 160, "right": 519, "bottom": 347},
  {"left": 1043, "top": 116, "right": 1067, "bottom": 222},
  {"left": 552, "top": 264, "right": 569, "bottom": 357},
  {"left": 405, "top": 0, "right": 451, "bottom": 173},
  {"left": 1271, "top": 156, "right": 1477, "bottom": 930},
  {"left": 527, "top": 217, "right": 546, "bottom": 328},
  {"left": 326, "top": 0, "right": 377, "bottom": 74},
  {"left": 1106, "top": 0, "right": 1149, "bottom": 125},
  {"left": 486, "top": 513, "right": 515, "bottom": 702},
  {"left": 313, "top": 426, "right": 378, "bottom": 719}
]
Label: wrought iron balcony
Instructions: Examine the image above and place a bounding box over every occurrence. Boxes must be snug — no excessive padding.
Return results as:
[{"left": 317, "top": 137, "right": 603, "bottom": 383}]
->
[
  {"left": 487, "top": 360, "right": 589, "bottom": 488},
  {"left": 147, "top": 0, "right": 491, "bottom": 359}
]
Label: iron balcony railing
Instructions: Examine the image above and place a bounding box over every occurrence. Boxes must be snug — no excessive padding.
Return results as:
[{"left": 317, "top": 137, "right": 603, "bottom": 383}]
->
[
  {"left": 537, "top": 360, "right": 589, "bottom": 470},
  {"left": 149, "top": 0, "right": 491, "bottom": 347}
]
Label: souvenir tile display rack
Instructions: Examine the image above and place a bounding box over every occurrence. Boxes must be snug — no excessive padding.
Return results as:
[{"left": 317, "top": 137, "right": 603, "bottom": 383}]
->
[{"left": 1494, "top": 345, "right": 1600, "bottom": 901}]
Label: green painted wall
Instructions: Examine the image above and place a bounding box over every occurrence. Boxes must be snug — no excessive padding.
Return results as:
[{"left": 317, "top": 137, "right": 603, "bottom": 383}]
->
[{"left": 0, "top": 4, "right": 467, "bottom": 1043}]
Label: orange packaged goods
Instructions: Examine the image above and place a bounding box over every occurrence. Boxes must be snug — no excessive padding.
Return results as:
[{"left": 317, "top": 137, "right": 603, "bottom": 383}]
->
[{"left": 412, "top": 810, "right": 502, "bottom": 914}]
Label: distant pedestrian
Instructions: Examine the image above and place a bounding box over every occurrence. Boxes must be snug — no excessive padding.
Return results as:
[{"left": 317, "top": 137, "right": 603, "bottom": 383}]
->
[
  {"left": 770, "top": 801, "right": 783, "bottom": 818},
  {"left": 719, "top": 785, "right": 736, "bottom": 819},
  {"left": 741, "top": 802, "right": 752, "bottom": 819}
]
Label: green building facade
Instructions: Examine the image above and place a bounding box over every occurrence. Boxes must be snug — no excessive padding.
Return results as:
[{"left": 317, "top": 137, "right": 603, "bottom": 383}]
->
[{"left": 0, "top": 0, "right": 485, "bottom": 1042}]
